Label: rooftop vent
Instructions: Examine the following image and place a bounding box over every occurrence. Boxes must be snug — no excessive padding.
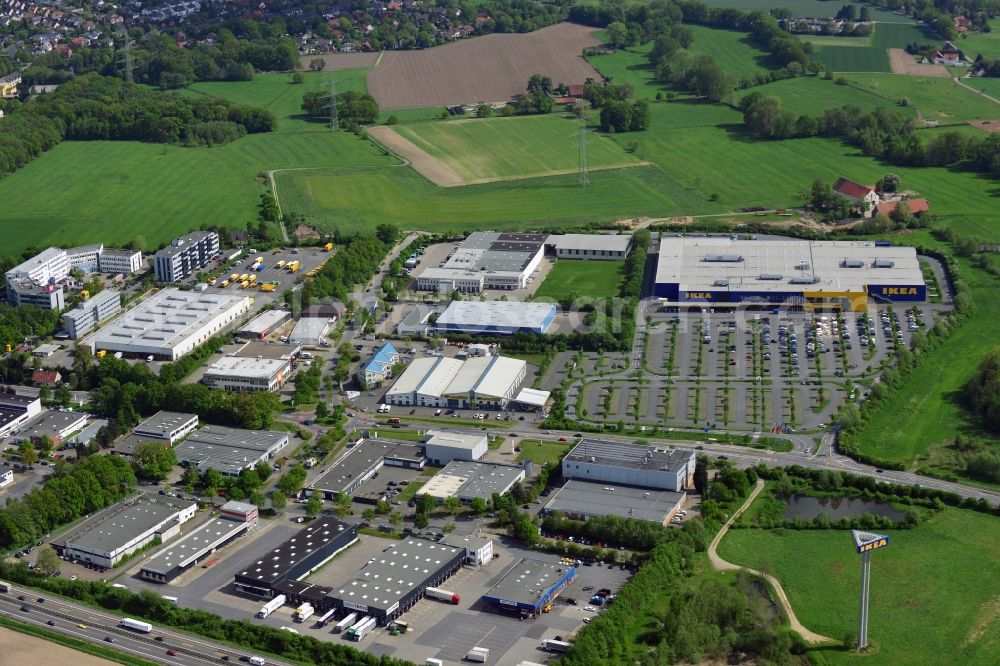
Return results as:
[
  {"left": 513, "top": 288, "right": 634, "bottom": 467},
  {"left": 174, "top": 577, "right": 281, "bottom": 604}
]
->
[
  {"left": 713, "top": 279, "right": 730, "bottom": 287},
  {"left": 758, "top": 274, "right": 783, "bottom": 281},
  {"left": 841, "top": 259, "right": 865, "bottom": 268},
  {"left": 789, "top": 277, "right": 821, "bottom": 285},
  {"left": 703, "top": 254, "right": 744, "bottom": 263},
  {"left": 873, "top": 259, "right": 895, "bottom": 268}
]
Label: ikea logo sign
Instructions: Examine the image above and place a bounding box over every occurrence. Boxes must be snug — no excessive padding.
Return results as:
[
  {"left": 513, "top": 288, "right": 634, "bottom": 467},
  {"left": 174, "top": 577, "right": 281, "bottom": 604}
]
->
[
  {"left": 856, "top": 537, "right": 889, "bottom": 554},
  {"left": 685, "top": 292, "right": 713, "bottom": 299},
  {"left": 879, "top": 287, "right": 918, "bottom": 296}
]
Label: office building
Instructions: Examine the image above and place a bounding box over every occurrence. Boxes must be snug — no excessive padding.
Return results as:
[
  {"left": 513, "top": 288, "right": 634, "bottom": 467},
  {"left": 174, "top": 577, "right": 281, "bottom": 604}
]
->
[
  {"left": 359, "top": 342, "right": 401, "bottom": 388},
  {"left": 441, "top": 533, "right": 494, "bottom": 566},
  {"left": 201, "top": 356, "right": 291, "bottom": 393},
  {"left": 153, "top": 231, "right": 220, "bottom": 282},
  {"left": 5, "top": 247, "right": 70, "bottom": 286},
  {"left": 0, "top": 390, "right": 42, "bottom": 440},
  {"left": 99, "top": 249, "right": 144, "bottom": 276},
  {"left": 562, "top": 439, "right": 695, "bottom": 491},
  {"left": 134, "top": 411, "right": 199, "bottom": 444},
  {"left": 413, "top": 232, "right": 546, "bottom": 293},
  {"left": 66, "top": 244, "right": 104, "bottom": 274},
  {"left": 13, "top": 410, "right": 88, "bottom": 446},
  {"left": 85, "top": 288, "right": 250, "bottom": 361},
  {"left": 61, "top": 289, "right": 122, "bottom": 338}
]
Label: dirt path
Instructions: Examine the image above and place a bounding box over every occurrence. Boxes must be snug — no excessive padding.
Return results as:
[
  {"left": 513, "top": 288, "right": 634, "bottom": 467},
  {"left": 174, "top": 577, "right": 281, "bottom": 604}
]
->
[
  {"left": 888, "top": 49, "right": 950, "bottom": 77},
  {"left": 708, "top": 479, "right": 836, "bottom": 645},
  {"left": 367, "top": 125, "right": 464, "bottom": 187}
]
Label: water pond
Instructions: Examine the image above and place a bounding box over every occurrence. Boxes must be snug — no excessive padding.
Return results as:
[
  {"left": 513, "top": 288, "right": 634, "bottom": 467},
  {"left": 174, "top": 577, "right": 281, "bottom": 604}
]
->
[{"left": 782, "top": 494, "right": 908, "bottom": 522}]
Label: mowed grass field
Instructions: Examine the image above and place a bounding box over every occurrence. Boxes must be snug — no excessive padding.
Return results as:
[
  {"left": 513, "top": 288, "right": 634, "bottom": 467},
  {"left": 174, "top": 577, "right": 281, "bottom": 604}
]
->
[
  {"left": 586, "top": 44, "right": 667, "bottom": 100},
  {"left": 958, "top": 19, "right": 1000, "bottom": 60},
  {"left": 735, "top": 76, "right": 908, "bottom": 117},
  {"left": 813, "top": 22, "right": 930, "bottom": 73},
  {"left": 687, "top": 25, "right": 773, "bottom": 80},
  {"left": 718, "top": 508, "right": 1000, "bottom": 664},
  {"left": 841, "top": 73, "right": 1000, "bottom": 122},
  {"left": 697, "top": 0, "right": 903, "bottom": 21},
  {"left": 390, "top": 114, "right": 641, "bottom": 183},
  {"left": 533, "top": 258, "right": 625, "bottom": 300},
  {"left": 0, "top": 129, "right": 389, "bottom": 255}
]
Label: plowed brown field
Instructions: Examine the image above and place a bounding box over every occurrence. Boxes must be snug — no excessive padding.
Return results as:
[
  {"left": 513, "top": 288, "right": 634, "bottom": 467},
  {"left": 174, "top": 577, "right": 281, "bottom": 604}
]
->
[
  {"left": 367, "top": 23, "right": 602, "bottom": 109},
  {"left": 888, "top": 48, "right": 949, "bottom": 77},
  {"left": 297, "top": 52, "right": 379, "bottom": 71}
]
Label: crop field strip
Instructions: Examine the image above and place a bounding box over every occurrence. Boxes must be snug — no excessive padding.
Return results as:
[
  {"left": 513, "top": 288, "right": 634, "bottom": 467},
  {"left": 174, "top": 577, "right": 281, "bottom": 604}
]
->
[{"left": 366, "top": 23, "right": 602, "bottom": 109}]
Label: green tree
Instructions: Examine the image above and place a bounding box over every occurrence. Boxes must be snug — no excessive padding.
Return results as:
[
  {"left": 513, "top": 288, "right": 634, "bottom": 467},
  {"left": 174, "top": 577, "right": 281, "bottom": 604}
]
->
[
  {"left": 18, "top": 440, "right": 39, "bottom": 465},
  {"left": 470, "top": 497, "right": 487, "bottom": 516},
  {"left": 418, "top": 492, "right": 437, "bottom": 515},
  {"left": 389, "top": 511, "right": 403, "bottom": 530},
  {"left": 362, "top": 508, "right": 376, "bottom": 523},
  {"left": 475, "top": 102, "right": 492, "bottom": 118},
  {"left": 443, "top": 496, "right": 462, "bottom": 517},
  {"left": 309, "top": 58, "right": 325, "bottom": 71},
  {"left": 305, "top": 495, "right": 323, "bottom": 518},
  {"left": 131, "top": 442, "right": 177, "bottom": 481},
  {"left": 334, "top": 492, "right": 352, "bottom": 518},
  {"left": 271, "top": 490, "right": 287, "bottom": 513},
  {"left": 414, "top": 512, "right": 429, "bottom": 529},
  {"left": 249, "top": 490, "right": 266, "bottom": 510},
  {"left": 35, "top": 544, "right": 61, "bottom": 576},
  {"left": 967, "top": 349, "right": 1000, "bottom": 432},
  {"left": 291, "top": 72, "right": 305, "bottom": 84}
]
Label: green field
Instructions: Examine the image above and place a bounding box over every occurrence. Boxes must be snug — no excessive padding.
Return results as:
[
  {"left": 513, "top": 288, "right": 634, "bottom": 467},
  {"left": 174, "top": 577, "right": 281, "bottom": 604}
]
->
[
  {"left": 697, "top": 0, "right": 904, "bottom": 22},
  {"left": 719, "top": 508, "right": 1000, "bottom": 664},
  {"left": 586, "top": 43, "right": 669, "bottom": 100},
  {"left": 841, "top": 73, "right": 1000, "bottom": 123},
  {"left": 965, "top": 76, "right": 1000, "bottom": 102},
  {"left": 813, "top": 22, "right": 939, "bottom": 73},
  {"left": 687, "top": 25, "right": 773, "bottom": 80},
  {"left": 533, "top": 258, "right": 626, "bottom": 300},
  {"left": 958, "top": 20, "right": 1000, "bottom": 60},
  {"left": 515, "top": 438, "right": 574, "bottom": 466},
  {"left": 735, "top": 76, "right": 907, "bottom": 117},
  {"left": 391, "top": 114, "right": 641, "bottom": 183}
]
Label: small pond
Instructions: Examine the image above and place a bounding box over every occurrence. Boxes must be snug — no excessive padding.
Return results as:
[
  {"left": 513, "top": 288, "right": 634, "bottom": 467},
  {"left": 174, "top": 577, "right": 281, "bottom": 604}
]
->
[{"left": 782, "top": 494, "right": 908, "bottom": 522}]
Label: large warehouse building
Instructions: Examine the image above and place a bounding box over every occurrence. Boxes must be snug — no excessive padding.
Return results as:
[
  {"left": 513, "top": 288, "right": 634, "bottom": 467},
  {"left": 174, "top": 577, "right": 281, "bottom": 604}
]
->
[
  {"left": 482, "top": 557, "right": 576, "bottom": 617},
  {"left": 305, "top": 439, "right": 426, "bottom": 501},
  {"left": 139, "top": 501, "right": 258, "bottom": 583},
  {"left": 418, "top": 460, "right": 526, "bottom": 503},
  {"left": 385, "top": 354, "right": 528, "bottom": 409},
  {"left": 414, "top": 232, "right": 546, "bottom": 293},
  {"left": 423, "top": 429, "right": 488, "bottom": 465},
  {"left": 234, "top": 517, "right": 358, "bottom": 598},
  {"left": 433, "top": 300, "right": 556, "bottom": 336},
  {"left": 174, "top": 425, "right": 289, "bottom": 477},
  {"left": 543, "top": 479, "right": 686, "bottom": 526},
  {"left": 563, "top": 439, "right": 695, "bottom": 491},
  {"left": 653, "top": 237, "right": 925, "bottom": 311},
  {"left": 85, "top": 288, "right": 251, "bottom": 360}
]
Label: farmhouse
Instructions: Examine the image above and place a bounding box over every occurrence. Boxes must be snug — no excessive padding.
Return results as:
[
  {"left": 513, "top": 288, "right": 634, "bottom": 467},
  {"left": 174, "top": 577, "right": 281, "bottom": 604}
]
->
[
  {"left": 653, "top": 237, "right": 926, "bottom": 310},
  {"left": 832, "top": 178, "right": 880, "bottom": 216},
  {"left": 873, "top": 198, "right": 929, "bottom": 218}
]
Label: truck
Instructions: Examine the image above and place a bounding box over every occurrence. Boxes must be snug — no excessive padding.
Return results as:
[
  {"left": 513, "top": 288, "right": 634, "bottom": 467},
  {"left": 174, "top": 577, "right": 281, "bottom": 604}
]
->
[
  {"left": 466, "top": 647, "right": 490, "bottom": 662},
  {"left": 258, "top": 283, "right": 276, "bottom": 293},
  {"left": 316, "top": 608, "right": 337, "bottom": 627},
  {"left": 276, "top": 260, "right": 286, "bottom": 269},
  {"left": 541, "top": 639, "right": 572, "bottom": 653},
  {"left": 288, "top": 263, "right": 300, "bottom": 274},
  {"left": 386, "top": 417, "right": 400, "bottom": 425},
  {"left": 333, "top": 612, "right": 357, "bottom": 633},
  {"left": 240, "top": 280, "right": 250, "bottom": 289},
  {"left": 248, "top": 658, "right": 266, "bottom": 666},
  {"left": 294, "top": 603, "right": 314, "bottom": 623},
  {"left": 256, "top": 594, "right": 286, "bottom": 618},
  {"left": 324, "top": 243, "right": 334, "bottom": 251},
  {"left": 0, "top": 581, "right": 10, "bottom": 593},
  {"left": 221, "top": 280, "right": 230, "bottom": 288},
  {"left": 161, "top": 595, "right": 179, "bottom": 606},
  {"left": 345, "top": 616, "right": 376, "bottom": 641},
  {"left": 240, "top": 274, "right": 249, "bottom": 282},
  {"left": 230, "top": 274, "right": 240, "bottom": 282},
  {"left": 119, "top": 618, "right": 153, "bottom": 633},
  {"left": 424, "top": 587, "right": 460, "bottom": 605}
]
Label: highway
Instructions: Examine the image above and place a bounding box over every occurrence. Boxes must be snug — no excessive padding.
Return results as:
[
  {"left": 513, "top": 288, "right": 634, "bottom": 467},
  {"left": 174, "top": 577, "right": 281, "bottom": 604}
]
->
[{"left": 0, "top": 585, "right": 290, "bottom": 666}]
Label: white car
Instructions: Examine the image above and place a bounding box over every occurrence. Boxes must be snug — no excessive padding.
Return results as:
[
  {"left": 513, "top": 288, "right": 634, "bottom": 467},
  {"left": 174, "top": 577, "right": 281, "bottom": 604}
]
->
[{"left": 584, "top": 606, "right": 597, "bottom": 612}]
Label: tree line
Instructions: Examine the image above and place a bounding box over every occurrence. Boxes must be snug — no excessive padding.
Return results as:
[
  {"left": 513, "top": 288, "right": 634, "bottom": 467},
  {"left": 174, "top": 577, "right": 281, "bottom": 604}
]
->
[
  {"left": 739, "top": 92, "right": 1000, "bottom": 178},
  {"left": 0, "top": 455, "right": 137, "bottom": 549},
  {"left": 301, "top": 90, "right": 380, "bottom": 128},
  {"left": 0, "top": 74, "right": 276, "bottom": 180}
]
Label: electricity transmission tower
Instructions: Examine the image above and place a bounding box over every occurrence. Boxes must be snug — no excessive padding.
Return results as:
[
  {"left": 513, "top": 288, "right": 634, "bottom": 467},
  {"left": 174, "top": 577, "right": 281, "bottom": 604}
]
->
[
  {"left": 577, "top": 114, "right": 591, "bottom": 188},
  {"left": 323, "top": 79, "right": 339, "bottom": 131},
  {"left": 118, "top": 42, "right": 136, "bottom": 83}
]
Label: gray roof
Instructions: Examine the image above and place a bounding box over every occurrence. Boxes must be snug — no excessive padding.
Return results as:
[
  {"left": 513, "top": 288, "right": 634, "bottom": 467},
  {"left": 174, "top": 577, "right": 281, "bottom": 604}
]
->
[
  {"left": 174, "top": 425, "right": 288, "bottom": 472},
  {"left": 67, "top": 497, "right": 195, "bottom": 554},
  {"left": 422, "top": 460, "right": 525, "bottom": 502},
  {"left": 140, "top": 515, "right": 251, "bottom": 576},
  {"left": 333, "top": 537, "right": 463, "bottom": 612},
  {"left": 238, "top": 517, "right": 354, "bottom": 585},
  {"left": 310, "top": 439, "right": 425, "bottom": 494},
  {"left": 550, "top": 233, "right": 632, "bottom": 253},
  {"left": 544, "top": 480, "right": 685, "bottom": 522},
  {"left": 67, "top": 419, "right": 108, "bottom": 446},
  {"left": 564, "top": 439, "right": 695, "bottom": 474},
  {"left": 155, "top": 231, "right": 217, "bottom": 258},
  {"left": 15, "top": 410, "right": 87, "bottom": 441},
  {"left": 485, "top": 557, "right": 572, "bottom": 606},
  {"left": 134, "top": 411, "right": 198, "bottom": 439}
]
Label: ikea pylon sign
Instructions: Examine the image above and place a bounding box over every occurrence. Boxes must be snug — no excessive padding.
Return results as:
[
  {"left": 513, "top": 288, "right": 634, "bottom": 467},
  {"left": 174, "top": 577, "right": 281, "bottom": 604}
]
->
[{"left": 854, "top": 531, "right": 890, "bottom": 554}]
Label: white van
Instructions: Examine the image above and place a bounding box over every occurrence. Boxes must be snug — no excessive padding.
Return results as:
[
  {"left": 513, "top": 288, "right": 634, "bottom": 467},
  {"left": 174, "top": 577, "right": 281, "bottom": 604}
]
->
[{"left": 249, "top": 658, "right": 266, "bottom": 666}]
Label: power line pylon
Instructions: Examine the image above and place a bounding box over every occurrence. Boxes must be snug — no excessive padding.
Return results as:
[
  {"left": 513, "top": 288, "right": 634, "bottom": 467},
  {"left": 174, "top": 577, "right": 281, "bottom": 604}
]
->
[
  {"left": 323, "top": 79, "right": 339, "bottom": 131},
  {"left": 118, "top": 42, "right": 136, "bottom": 84},
  {"left": 577, "top": 113, "right": 591, "bottom": 188}
]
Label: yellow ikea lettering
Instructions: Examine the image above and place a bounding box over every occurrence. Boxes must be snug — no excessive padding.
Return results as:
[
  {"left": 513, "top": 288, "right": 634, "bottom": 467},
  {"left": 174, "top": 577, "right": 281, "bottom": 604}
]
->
[
  {"left": 685, "top": 292, "right": 712, "bottom": 299},
  {"left": 880, "top": 287, "right": 918, "bottom": 296}
]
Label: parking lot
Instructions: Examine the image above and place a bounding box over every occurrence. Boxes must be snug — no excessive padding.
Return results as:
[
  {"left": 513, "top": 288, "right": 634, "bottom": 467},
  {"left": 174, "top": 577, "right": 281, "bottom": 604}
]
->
[
  {"left": 568, "top": 302, "right": 948, "bottom": 433},
  {"left": 200, "top": 247, "right": 330, "bottom": 308}
]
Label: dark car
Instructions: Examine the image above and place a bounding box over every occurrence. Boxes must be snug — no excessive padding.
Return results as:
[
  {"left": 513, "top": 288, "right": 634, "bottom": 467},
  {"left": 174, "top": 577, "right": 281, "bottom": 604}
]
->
[
  {"left": 36, "top": 597, "right": 44, "bottom": 603},
  {"left": 167, "top": 649, "right": 177, "bottom": 656},
  {"left": 47, "top": 620, "right": 55, "bottom": 626},
  {"left": 20, "top": 605, "right": 29, "bottom": 612},
  {"left": 104, "top": 636, "right": 114, "bottom": 643},
  {"left": 155, "top": 636, "right": 165, "bottom": 642}
]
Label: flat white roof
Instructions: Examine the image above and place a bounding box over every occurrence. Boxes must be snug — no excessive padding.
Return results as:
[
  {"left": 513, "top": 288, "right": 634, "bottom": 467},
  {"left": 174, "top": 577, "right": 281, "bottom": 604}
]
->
[
  {"left": 656, "top": 237, "right": 923, "bottom": 294},
  {"left": 551, "top": 233, "right": 632, "bottom": 252},
  {"left": 443, "top": 355, "right": 493, "bottom": 395},
  {"left": 515, "top": 387, "right": 550, "bottom": 406},
  {"left": 88, "top": 288, "right": 249, "bottom": 352},
  {"left": 6, "top": 247, "right": 65, "bottom": 278},
  {"left": 420, "top": 472, "right": 468, "bottom": 499},
  {"left": 436, "top": 301, "right": 556, "bottom": 330},
  {"left": 471, "top": 356, "right": 526, "bottom": 399},
  {"left": 135, "top": 411, "right": 198, "bottom": 438},
  {"left": 204, "top": 356, "right": 288, "bottom": 380},
  {"left": 425, "top": 429, "right": 487, "bottom": 451},
  {"left": 415, "top": 356, "right": 464, "bottom": 398},
  {"left": 239, "top": 310, "right": 289, "bottom": 335}
]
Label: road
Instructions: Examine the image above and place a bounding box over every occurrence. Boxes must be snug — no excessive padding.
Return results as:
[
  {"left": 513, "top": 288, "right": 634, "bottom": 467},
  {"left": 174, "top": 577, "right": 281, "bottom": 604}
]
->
[{"left": 0, "top": 585, "right": 290, "bottom": 666}]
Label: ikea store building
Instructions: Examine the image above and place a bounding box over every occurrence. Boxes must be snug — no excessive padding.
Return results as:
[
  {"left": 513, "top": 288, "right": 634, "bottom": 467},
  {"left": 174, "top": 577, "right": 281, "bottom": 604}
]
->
[{"left": 653, "top": 237, "right": 925, "bottom": 312}]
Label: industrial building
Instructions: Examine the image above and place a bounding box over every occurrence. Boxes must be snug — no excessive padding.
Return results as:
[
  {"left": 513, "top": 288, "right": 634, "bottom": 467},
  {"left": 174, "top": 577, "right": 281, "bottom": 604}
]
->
[
  {"left": 653, "top": 237, "right": 925, "bottom": 311},
  {"left": 433, "top": 301, "right": 556, "bottom": 336},
  {"left": 512, "top": 387, "right": 551, "bottom": 411},
  {"left": 139, "top": 501, "right": 258, "bottom": 583},
  {"left": 543, "top": 479, "right": 686, "bottom": 525},
  {"left": 174, "top": 425, "right": 289, "bottom": 477},
  {"left": 60, "top": 289, "right": 122, "bottom": 338},
  {"left": 233, "top": 517, "right": 358, "bottom": 597},
  {"left": 482, "top": 557, "right": 576, "bottom": 616},
  {"left": 547, "top": 234, "right": 633, "bottom": 260},
  {"left": 359, "top": 342, "right": 401, "bottom": 388},
  {"left": 59, "top": 496, "right": 197, "bottom": 568},
  {"left": 413, "top": 232, "right": 546, "bottom": 293},
  {"left": 441, "top": 533, "right": 494, "bottom": 566},
  {"left": 153, "top": 231, "right": 220, "bottom": 282},
  {"left": 288, "top": 317, "right": 331, "bottom": 346},
  {"left": 305, "top": 439, "right": 426, "bottom": 501},
  {"left": 423, "top": 430, "right": 488, "bottom": 465},
  {"left": 236, "top": 310, "right": 291, "bottom": 340},
  {"left": 326, "top": 538, "right": 466, "bottom": 625},
  {"left": 562, "top": 440, "right": 695, "bottom": 492},
  {"left": 134, "top": 411, "right": 199, "bottom": 444},
  {"left": 418, "top": 460, "right": 526, "bottom": 503},
  {"left": 385, "top": 354, "right": 527, "bottom": 409},
  {"left": 201, "top": 356, "right": 290, "bottom": 393},
  {"left": 85, "top": 288, "right": 251, "bottom": 361},
  {"left": 0, "top": 390, "right": 42, "bottom": 440},
  {"left": 12, "top": 410, "right": 88, "bottom": 446},
  {"left": 233, "top": 339, "right": 302, "bottom": 361}
]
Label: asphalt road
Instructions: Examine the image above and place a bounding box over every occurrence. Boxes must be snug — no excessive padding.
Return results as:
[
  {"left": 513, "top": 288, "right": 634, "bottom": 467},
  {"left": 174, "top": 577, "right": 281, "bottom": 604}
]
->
[{"left": 0, "top": 585, "right": 290, "bottom": 666}]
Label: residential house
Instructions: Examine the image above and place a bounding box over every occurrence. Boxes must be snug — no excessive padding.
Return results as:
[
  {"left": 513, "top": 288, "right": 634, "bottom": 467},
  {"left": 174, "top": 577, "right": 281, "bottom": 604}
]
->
[
  {"left": 0, "top": 72, "right": 21, "bottom": 98},
  {"left": 954, "top": 16, "right": 972, "bottom": 33},
  {"left": 32, "top": 369, "right": 62, "bottom": 388},
  {"left": 832, "top": 177, "right": 880, "bottom": 217},
  {"left": 874, "top": 198, "right": 929, "bottom": 219},
  {"left": 359, "top": 342, "right": 401, "bottom": 387}
]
